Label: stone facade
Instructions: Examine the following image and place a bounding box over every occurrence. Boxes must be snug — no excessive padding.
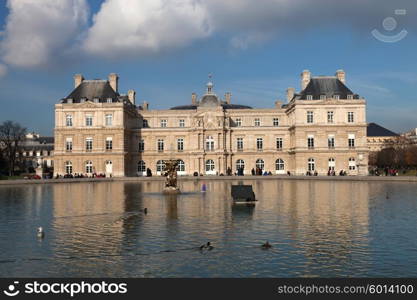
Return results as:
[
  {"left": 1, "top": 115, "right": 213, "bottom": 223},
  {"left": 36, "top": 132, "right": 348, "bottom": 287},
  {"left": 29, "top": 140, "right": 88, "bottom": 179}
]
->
[{"left": 54, "top": 70, "right": 369, "bottom": 177}]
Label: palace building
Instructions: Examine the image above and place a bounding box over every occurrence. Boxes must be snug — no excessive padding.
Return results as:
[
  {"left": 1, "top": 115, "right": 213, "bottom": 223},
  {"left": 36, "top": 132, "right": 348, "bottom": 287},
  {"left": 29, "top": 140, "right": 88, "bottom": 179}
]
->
[{"left": 53, "top": 70, "right": 369, "bottom": 177}]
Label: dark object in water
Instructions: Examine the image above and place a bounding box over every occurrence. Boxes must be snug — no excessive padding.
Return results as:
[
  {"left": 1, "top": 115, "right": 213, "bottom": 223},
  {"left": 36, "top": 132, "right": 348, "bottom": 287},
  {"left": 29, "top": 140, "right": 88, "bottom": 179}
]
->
[
  {"left": 261, "top": 241, "right": 272, "bottom": 249},
  {"left": 231, "top": 185, "right": 256, "bottom": 202}
]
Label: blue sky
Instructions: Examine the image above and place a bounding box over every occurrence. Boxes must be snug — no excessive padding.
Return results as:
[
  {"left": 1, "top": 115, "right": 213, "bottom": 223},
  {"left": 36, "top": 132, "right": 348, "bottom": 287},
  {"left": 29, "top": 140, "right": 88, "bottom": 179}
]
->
[{"left": 0, "top": 0, "right": 416, "bottom": 135}]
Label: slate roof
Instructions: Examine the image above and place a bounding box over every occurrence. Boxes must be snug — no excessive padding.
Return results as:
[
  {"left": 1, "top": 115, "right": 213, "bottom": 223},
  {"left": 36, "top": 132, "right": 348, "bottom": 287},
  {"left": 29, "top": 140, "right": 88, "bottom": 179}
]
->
[
  {"left": 61, "top": 80, "right": 120, "bottom": 103},
  {"left": 294, "top": 77, "right": 360, "bottom": 100},
  {"left": 367, "top": 123, "right": 398, "bottom": 137}
]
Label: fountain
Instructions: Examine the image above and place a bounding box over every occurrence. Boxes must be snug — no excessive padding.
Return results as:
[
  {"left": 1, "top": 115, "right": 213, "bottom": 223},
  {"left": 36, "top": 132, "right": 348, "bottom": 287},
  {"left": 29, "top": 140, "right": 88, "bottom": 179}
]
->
[{"left": 162, "top": 159, "right": 181, "bottom": 194}]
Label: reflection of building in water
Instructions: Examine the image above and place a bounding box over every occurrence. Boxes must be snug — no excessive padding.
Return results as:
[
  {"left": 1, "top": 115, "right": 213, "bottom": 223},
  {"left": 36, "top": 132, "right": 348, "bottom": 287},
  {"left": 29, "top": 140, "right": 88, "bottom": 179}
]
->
[{"left": 260, "top": 180, "right": 370, "bottom": 272}]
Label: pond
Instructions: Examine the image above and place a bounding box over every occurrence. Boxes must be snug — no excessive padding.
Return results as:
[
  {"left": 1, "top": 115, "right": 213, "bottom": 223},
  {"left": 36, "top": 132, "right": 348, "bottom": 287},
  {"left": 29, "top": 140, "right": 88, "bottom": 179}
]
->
[{"left": 0, "top": 179, "right": 416, "bottom": 277}]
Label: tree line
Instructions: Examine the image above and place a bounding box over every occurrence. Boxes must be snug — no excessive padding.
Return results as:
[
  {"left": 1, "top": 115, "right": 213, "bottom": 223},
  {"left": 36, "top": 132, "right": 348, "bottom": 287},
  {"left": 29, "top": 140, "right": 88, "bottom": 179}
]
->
[
  {"left": 369, "top": 136, "right": 417, "bottom": 169},
  {"left": 0, "top": 121, "right": 26, "bottom": 176}
]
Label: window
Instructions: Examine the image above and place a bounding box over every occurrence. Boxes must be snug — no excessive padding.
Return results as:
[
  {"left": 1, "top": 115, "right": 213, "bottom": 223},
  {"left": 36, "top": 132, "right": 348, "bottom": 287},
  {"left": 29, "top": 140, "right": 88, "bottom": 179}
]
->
[
  {"left": 307, "top": 136, "right": 314, "bottom": 149},
  {"left": 85, "top": 161, "right": 93, "bottom": 174},
  {"left": 177, "top": 138, "right": 184, "bottom": 152},
  {"left": 273, "top": 118, "right": 279, "bottom": 127},
  {"left": 85, "top": 115, "right": 93, "bottom": 127},
  {"left": 156, "top": 160, "right": 165, "bottom": 172},
  {"left": 320, "top": 94, "right": 326, "bottom": 100},
  {"left": 93, "top": 98, "right": 99, "bottom": 103},
  {"left": 138, "top": 161, "right": 146, "bottom": 173},
  {"left": 86, "top": 138, "right": 93, "bottom": 152},
  {"left": 275, "top": 159, "right": 284, "bottom": 171},
  {"left": 256, "top": 138, "right": 263, "bottom": 151},
  {"left": 105, "top": 114, "right": 113, "bottom": 126},
  {"left": 65, "top": 138, "right": 73, "bottom": 152},
  {"left": 328, "top": 135, "right": 335, "bottom": 149},
  {"left": 205, "top": 159, "right": 215, "bottom": 172},
  {"left": 206, "top": 136, "right": 214, "bottom": 151},
  {"left": 347, "top": 94, "right": 354, "bottom": 100},
  {"left": 107, "top": 98, "right": 112, "bottom": 103},
  {"left": 349, "top": 157, "right": 356, "bottom": 170},
  {"left": 306, "top": 95, "right": 313, "bottom": 100},
  {"left": 254, "top": 118, "right": 261, "bottom": 127},
  {"left": 65, "top": 161, "right": 72, "bottom": 174},
  {"left": 66, "top": 115, "right": 73, "bottom": 127},
  {"left": 348, "top": 112, "right": 354, "bottom": 123},
  {"left": 327, "top": 111, "right": 334, "bottom": 123},
  {"left": 308, "top": 158, "right": 315, "bottom": 171},
  {"left": 236, "top": 159, "right": 245, "bottom": 171},
  {"left": 328, "top": 158, "right": 335, "bottom": 171},
  {"left": 307, "top": 111, "right": 314, "bottom": 123},
  {"left": 334, "top": 94, "right": 340, "bottom": 100},
  {"left": 160, "top": 119, "right": 167, "bottom": 127},
  {"left": 235, "top": 118, "right": 242, "bottom": 127},
  {"left": 348, "top": 134, "right": 355, "bottom": 148},
  {"left": 179, "top": 119, "right": 185, "bottom": 127},
  {"left": 143, "top": 119, "right": 148, "bottom": 128},
  {"left": 106, "top": 137, "right": 113, "bottom": 151},
  {"left": 256, "top": 159, "right": 264, "bottom": 170},
  {"left": 237, "top": 137, "right": 243, "bottom": 151},
  {"left": 138, "top": 139, "right": 144, "bottom": 152},
  {"left": 157, "top": 139, "right": 164, "bottom": 152},
  {"left": 276, "top": 138, "right": 283, "bottom": 150},
  {"left": 178, "top": 160, "right": 185, "bottom": 172}
]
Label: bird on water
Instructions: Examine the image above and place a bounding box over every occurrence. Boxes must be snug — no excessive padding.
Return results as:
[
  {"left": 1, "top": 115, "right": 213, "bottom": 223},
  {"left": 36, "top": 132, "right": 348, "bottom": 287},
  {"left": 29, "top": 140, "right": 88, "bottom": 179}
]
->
[
  {"left": 37, "top": 227, "right": 45, "bottom": 239},
  {"left": 261, "top": 241, "right": 272, "bottom": 249}
]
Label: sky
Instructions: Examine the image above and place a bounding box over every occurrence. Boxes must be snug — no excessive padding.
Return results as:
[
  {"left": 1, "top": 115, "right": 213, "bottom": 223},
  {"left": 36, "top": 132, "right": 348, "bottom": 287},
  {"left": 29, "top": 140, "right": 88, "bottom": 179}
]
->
[{"left": 0, "top": 0, "right": 416, "bottom": 136}]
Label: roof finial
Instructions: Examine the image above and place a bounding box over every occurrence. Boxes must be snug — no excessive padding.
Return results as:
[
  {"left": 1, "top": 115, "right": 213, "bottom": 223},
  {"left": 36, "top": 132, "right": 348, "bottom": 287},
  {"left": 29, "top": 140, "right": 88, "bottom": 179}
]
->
[{"left": 206, "top": 73, "right": 214, "bottom": 94}]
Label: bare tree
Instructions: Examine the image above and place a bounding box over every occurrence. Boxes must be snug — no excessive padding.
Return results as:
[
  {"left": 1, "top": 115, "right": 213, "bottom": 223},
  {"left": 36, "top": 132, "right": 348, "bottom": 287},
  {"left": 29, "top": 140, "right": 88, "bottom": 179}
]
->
[{"left": 0, "top": 121, "right": 26, "bottom": 176}]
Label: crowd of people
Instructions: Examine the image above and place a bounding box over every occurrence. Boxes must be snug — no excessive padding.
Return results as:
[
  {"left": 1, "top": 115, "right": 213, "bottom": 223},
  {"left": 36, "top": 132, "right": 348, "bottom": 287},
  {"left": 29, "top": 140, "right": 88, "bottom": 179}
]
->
[
  {"left": 55, "top": 173, "right": 108, "bottom": 179},
  {"left": 369, "top": 167, "right": 399, "bottom": 176}
]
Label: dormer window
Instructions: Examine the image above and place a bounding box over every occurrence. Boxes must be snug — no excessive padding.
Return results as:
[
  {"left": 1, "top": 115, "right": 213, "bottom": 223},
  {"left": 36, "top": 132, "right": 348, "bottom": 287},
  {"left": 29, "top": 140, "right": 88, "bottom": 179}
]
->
[
  {"left": 334, "top": 94, "right": 340, "bottom": 100},
  {"left": 320, "top": 95, "right": 326, "bottom": 100},
  {"left": 80, "top": 98, "right": 86, "bottom": 103},
  {"left": 93, "top": 98, "right": 99, "bottom": 103},
  {"left": 306, "top": 95, "right": 313, "bottom": 100},
  {"left": 347, "top": 94, "right": 353, "bottom": 100},
  {"left": 67, "top": 98, "right": 73, "bottom": 104},
  {"left": 107, "top": 98, "right": 112, "bottom": 103}
]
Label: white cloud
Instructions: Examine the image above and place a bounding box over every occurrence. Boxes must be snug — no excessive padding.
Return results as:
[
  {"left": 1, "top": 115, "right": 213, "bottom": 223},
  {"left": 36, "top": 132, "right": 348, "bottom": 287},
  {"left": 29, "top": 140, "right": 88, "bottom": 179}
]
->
[
  {"left": 0, "top": 0, "right": 88, "bottom": 68},
  {"left": 83, "top": 0, "right": 211, "bottom": 58},
  {"left": 0, "top": 64, "right": 7, "bottom": 77}
]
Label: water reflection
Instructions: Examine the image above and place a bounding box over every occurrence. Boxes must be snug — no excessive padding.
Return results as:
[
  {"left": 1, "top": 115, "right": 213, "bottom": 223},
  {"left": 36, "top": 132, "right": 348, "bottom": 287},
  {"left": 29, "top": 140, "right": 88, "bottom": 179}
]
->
[{"left": 0, "top": 180, "right": 416, "bottom": 277}]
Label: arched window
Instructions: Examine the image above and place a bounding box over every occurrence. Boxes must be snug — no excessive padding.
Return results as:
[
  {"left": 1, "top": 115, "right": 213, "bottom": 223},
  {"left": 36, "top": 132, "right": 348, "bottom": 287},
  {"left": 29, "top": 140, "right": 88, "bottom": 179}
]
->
[
  {"left": 178, "top": 160, "right": 185, "bottom": 172},
  {"left": 156, "top": 160, "right": 165, "bottom": 172},
  {"left": 236, "top": 159, "right": 245, "bottom": 170},
  {"left": 206, "top": 136, "right": 214, "bottom": 151},
  {"left": 65, "top": 161, "right": 72, "bottom": 174},
  {"left": 275, "top": 159, "right": 284, "bottom": 170},
  {"left": 138, "top": 160, "right": 146, "bottom": 172},
  {"left": 308, "top": 158, "right": 315, "bottom": 171},
  {"left": 256, "top": 159, "right": 264, "bottom": 170},
  {"left": 328, "top": 158, "right": 335, "bottom": 171},
  {"left": 348, "top": 157, "right": 356, "bottom": 170},
  {"left": 205, "top": 159, "right": 215, "bottom": 171},
  {"left": 85, "top": 161, "right": 93, "bottom": 174}
]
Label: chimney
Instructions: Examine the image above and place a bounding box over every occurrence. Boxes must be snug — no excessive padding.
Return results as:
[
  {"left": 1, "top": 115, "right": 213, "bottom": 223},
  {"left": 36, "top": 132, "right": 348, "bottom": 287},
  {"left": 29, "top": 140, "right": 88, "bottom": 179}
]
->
[
  {"left": 301, "top": 70, "right": 311, "bottom": 90},
  {"left": 191, "top": 93, "right": 197, "bottom": 105},
  {"left": 128, "top": 90, "right": 136, "bottom": 105},
  {"left": 225, "top": 92, "right": 231, "bottom": 104},
  {"left": 108, "top": 73, "right": 119, "bottom": 92},
  {"left": 142, "top": 101, "right": 149, "bottom": 111},
  {"left": 275, "top": 100, "right": 283, "bottom": 108},
  {"left": 286, "top": 87, "right": 295, "bottom": 102},
  {"left": 74, "top": 74, "right": 84, "bottom": 88},
  {"left": 336, "top": 69, "right": 346, "bottom": 84}
]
